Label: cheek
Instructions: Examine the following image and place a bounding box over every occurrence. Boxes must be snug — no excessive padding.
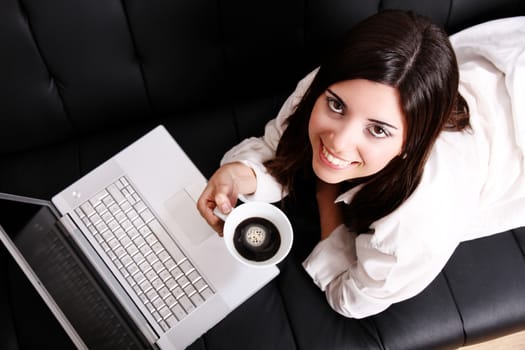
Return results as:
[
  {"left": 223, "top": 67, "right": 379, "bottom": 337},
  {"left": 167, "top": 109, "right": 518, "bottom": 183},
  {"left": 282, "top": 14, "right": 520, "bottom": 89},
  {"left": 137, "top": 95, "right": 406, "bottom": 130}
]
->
[
  {"left": 308, "top": 105, "right": 325, "bottom": 138},
  {"left": 309, "top": 104, "right": 335, "bottom": 136},
  {"left": 366, "top": 141, "right": 403, "bottom": 167}
]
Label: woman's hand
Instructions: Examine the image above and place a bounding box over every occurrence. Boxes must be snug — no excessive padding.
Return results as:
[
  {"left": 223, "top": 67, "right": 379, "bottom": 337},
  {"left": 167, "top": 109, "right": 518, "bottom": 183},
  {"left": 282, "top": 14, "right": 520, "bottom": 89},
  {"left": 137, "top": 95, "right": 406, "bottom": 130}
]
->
[
  {"left": 316, "top": 179, "right": 344, "bottom": 240},
  {"left": 197, "top": 162, "right": 257, "bottom": 235}
]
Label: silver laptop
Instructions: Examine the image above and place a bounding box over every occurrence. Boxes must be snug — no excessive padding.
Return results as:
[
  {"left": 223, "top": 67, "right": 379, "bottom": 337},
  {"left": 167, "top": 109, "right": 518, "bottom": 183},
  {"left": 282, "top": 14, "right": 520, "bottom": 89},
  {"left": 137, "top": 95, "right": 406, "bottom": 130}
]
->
[{"left": 0, "top": 125, "right": 279, "bottom": 349}]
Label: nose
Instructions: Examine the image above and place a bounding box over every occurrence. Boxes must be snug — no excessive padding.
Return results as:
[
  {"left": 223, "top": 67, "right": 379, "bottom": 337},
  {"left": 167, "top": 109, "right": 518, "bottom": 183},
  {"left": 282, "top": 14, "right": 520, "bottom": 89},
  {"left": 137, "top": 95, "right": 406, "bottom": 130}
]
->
[{"left": 329, "top": 122, "right": 362, "bottom": 159}]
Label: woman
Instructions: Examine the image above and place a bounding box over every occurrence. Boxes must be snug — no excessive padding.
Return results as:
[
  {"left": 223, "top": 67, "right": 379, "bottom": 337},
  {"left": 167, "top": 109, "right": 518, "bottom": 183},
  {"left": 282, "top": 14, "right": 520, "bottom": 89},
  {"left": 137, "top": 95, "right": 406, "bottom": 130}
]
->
[{"left": 197, "top": 10, "right": 524, "bottom": 318}]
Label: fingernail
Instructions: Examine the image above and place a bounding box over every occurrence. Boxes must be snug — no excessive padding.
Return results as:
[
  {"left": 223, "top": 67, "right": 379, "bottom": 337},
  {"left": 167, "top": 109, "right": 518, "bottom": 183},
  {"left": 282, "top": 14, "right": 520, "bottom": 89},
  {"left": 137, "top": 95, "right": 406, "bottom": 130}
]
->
[{"left": 221, "top": 203, "right": 231, "bottom": 214}]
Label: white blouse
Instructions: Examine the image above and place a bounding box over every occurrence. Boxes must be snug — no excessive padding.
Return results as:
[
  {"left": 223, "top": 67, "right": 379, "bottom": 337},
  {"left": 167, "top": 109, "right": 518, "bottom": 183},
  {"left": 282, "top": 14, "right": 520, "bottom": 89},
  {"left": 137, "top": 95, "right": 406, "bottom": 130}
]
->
[{"left": 221, "top": 17, "right": 525, "bottom": 318}]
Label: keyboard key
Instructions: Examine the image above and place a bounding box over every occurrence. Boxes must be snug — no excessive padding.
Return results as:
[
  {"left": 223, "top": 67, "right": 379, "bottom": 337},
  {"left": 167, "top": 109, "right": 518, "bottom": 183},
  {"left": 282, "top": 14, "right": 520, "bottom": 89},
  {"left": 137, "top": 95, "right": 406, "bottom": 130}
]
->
[
  {"left": 157, "top": 250, "right": 170, "bottom": 263},
  {"left": 172, "top": 286, "right": 184, "bottom": 300},
  {"left": 183, "top": 284, "right": 197, "bottom": 297},
  {"left": 133, "top": 271, "right": 146, "bottom": 284},
  {"left": 166, "top": 315, "right": 178, "bottom": 327},
  {"left": 120, "top": 177, "right": 129, "bottom": 187},
  {"left": 139, "top": 243, "right": 152, "bottom": 256},
  {"left": 165, "top": 278, "right": 177, "bottom": 290},
  {"left": 179, "top": 296, "right": 195, "bottom": 313},
  {"left": 171, "top": 304, "right": 187, "bottom": 321},
  {"left": 152, "top": 260, "right": 165, "bottom": 273},
  {"left": 159, "top": 269, "right": 171, "bottom": 282},
  {"left": 145, "top": 302, "right": 156, "bottom": 314},
  {"left": 165, "top": 295, "right": 177, "bottom": 308},
  {"left": 193, "top": 278, "right": 207, "bottom": 292},
  {"left": 91, "top": 214, "right": 102, "bottom": 225},
  {"left": 179, "top": 260, "right": 194, "bottom": 274},
  {"left": 109, "top": 203, "right": 121, "bottom": 214},
  {"left": 90, "top": 190, "right": 108, "bottom": 206},
  {"left": 114, "top": 210, "right": 125, "bottom": 222},
  {"left": 107, "top": 183, "right": 125, "bottom": 204},
  {"left": 145, "top": 269, "right": 157, "bottom": 281},
  {"left": 80, "top": 202, "right": 95, "bottom": 217},
  {"left": 139, "top": 280, "right": 152, "bottom": 293},
  {"left": 164, "top": 258, "right": 176, "bottom": 271},
  {"left": 132, "top": 217, "right": 145, "bottom": 229},
  {"left": 190, "top": 293, "right": 205, "bottom": 307},
  {"left": 170, "top": 267, "right": 183, "bottom": 280},
  {"left": 140, "top": 209, "right": 154, "bottom": 223},
  {"left": 177, "top": 276, "right": 190, "bottom": 289},
  {"left": 158, "top": 287, "right": 170, "bottom": 300},
  {"left": 151, "top": 278, "right": 164, "bottom": 291},
  {"left": 134, "top": 200, "right": 146, "bottom": 213},
  {"left": 159, "top": 306, "right": 171, "bottom": 319},
  {"left": 200, "top": 287, "right": 214, "bottom": 300},
  {"left": 126, "top": 209, "right": 139, "bottom": 221},
  {"left": 153, "top": 297, "right": 165, "bottom": 310},
  {"left": 159, "top": 320, "right": 168, "bottom": 332},
  {"left": 147, "top": 219, "right": 167, "bottom": 238},
  {"left": 187, "top": 271, "right": 200, "bottom": 283},
  {"left": 135, "top": 236, "right": 146, "bottom": 248},
  {"left": 102, "top": 195, "right": 114, "bottom": 207},
  {"left": 75, "top": 208, "right": 85, "bottom": 219}
]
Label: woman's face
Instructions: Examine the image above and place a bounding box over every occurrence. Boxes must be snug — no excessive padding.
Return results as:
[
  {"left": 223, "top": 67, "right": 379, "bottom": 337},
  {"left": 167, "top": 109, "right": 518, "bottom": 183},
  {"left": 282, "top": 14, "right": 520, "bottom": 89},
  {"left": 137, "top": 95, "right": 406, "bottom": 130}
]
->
[{"left": 308, "top": 79, "right": 406, "bottom": 184}]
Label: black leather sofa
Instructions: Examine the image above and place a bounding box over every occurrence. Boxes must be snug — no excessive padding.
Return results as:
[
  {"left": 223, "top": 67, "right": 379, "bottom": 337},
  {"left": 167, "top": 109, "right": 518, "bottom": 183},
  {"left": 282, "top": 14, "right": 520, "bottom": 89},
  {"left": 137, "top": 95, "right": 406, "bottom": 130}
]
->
[{"left": 2, "top": 1, "right": 525, "bottom": 349}]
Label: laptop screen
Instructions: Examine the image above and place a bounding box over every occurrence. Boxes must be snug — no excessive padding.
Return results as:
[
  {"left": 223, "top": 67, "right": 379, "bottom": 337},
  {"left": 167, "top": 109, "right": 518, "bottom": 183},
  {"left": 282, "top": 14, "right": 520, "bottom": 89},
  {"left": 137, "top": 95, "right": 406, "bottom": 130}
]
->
[{"left": 0, "top": 195, "right": 149, "bottom": 350}]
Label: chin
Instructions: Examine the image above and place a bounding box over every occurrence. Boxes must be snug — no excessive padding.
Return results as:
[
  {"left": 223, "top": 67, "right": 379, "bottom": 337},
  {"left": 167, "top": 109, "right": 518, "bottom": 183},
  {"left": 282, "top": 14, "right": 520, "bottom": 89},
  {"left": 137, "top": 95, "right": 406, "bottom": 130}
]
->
[{"left": 312, "top": 165, "right": 347, "bottom": 184}]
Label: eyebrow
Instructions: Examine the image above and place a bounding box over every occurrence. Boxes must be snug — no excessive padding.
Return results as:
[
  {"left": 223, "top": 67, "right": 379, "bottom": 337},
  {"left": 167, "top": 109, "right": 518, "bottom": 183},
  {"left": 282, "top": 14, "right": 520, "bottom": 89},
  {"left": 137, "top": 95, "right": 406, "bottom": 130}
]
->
[
  {"left": 326, "top": 89, "right": 399, "bottom": 130},
  {"left": 326, "top": 89, "right": 346, "bottom": 108},
  {"left": 368, "top": 118, "right": 398, "bottom": 130}
]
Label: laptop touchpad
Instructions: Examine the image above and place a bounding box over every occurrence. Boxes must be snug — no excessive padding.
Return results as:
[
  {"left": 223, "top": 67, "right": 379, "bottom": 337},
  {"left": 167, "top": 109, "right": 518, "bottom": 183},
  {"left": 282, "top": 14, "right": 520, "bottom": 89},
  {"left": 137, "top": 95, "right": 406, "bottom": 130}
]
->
[{"left": 164, "top": 190, "right": 215, "bottom": 245}]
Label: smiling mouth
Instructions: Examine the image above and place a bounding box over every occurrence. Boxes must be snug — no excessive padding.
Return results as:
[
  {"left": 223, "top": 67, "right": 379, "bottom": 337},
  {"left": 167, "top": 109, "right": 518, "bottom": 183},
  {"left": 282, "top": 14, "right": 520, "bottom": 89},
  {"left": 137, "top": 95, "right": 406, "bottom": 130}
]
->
[{"left": 320, "top": 143, "right": 354, "bottom": 169}]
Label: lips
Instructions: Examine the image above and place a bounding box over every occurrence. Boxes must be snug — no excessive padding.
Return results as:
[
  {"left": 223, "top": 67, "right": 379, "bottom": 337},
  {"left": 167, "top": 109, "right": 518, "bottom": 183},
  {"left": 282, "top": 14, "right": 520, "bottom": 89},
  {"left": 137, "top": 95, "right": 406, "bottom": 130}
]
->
[{"left": 320, "top": 143, "right": 352, "bottom": 169}]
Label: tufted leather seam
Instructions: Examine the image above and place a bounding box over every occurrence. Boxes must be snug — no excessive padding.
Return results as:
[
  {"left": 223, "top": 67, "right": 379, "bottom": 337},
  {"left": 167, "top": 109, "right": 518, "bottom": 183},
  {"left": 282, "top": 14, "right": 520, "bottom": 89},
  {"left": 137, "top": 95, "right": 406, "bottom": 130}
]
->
[
  {"left": 17, "top": 0, "right": 76, "bottom": 134},
  {"left": 276, "top": 285, "right": 300, "bottom": 349},
  {"left": 215, "top": 0, "right": 241, "bottom": 142},
  {"left": 368, "top": 317, "right": 386, "bottom": 350},
  {"left": 446, "top": 0, "right": 454, "bottom": 29},
  {"left": 442, "top": 270, "right": 467, "bottom": 346},
  {"left": 511, "top": 228, "right": 525, "bottom": 259},
  {"left": 119, "top": 0, "right": 156, "bottom": 115}
]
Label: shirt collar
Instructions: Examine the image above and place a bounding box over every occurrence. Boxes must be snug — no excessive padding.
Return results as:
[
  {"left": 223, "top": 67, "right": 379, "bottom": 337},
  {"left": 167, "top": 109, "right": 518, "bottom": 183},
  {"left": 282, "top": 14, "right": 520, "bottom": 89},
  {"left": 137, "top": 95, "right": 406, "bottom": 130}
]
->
[{"left": 335, "top": 184, "right": 364, "bottom": 204}]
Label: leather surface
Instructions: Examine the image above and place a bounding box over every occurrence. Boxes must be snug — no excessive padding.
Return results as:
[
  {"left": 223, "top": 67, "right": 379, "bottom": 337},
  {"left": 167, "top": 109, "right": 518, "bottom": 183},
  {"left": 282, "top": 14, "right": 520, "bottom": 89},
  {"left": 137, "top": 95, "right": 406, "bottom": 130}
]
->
[{"left": 1, "top": 1, "right": 524, "bottom": 349}]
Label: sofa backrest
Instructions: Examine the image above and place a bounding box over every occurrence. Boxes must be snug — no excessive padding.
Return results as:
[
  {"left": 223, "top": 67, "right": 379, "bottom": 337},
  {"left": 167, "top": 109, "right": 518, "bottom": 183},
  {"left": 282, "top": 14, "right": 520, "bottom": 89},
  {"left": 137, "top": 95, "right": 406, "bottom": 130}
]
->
[{"left": 1, "top": 0, "right": 524, "bottom": 197}]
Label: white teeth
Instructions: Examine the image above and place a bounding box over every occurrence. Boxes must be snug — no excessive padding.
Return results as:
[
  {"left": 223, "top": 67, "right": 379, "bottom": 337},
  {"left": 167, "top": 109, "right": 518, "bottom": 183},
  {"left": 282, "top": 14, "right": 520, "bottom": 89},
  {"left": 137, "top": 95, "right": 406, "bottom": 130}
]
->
[{"left": 322, "top": 145, "right": 351, "bottom": 167}]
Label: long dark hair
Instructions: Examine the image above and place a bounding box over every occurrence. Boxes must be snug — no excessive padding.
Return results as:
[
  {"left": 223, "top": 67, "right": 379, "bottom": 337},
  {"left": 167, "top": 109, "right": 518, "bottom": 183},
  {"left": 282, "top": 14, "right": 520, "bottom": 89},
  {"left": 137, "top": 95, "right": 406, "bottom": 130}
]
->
[{"left": 265, "top": 10, "right": 470, "bottom": 233}]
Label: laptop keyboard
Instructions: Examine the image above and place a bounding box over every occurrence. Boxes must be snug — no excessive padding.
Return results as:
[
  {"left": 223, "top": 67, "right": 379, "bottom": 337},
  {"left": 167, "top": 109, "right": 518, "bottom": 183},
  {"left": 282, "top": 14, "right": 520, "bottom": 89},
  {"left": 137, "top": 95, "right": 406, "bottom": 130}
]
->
[{"left": 74, "top": 176, "right": 215, "bottom": 332}]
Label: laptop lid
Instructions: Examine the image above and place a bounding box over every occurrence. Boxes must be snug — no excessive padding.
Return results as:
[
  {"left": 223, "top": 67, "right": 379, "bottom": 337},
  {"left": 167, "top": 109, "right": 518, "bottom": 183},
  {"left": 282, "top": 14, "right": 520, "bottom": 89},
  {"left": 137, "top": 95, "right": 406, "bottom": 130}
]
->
[{"left": 0, "top": 193, "right": 152, "bottom": 349}]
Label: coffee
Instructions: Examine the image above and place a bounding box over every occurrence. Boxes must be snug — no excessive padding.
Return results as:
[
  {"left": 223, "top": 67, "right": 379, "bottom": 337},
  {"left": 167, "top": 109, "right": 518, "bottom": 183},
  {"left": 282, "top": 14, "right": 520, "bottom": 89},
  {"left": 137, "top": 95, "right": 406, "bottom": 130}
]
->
[{"left": 233, "top": 217, "right": 281, "bottom": 262}]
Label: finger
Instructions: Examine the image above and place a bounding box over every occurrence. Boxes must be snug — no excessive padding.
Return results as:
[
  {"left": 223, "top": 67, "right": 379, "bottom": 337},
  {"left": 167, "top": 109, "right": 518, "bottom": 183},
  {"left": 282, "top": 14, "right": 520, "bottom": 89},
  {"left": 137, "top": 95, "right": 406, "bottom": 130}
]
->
[
  {"left": 197, "top": 184, "right": 215, "bottom": 214},
  {"left": 214, "top": 192, "right": 234, "bottom": 215},
  {"left": 196, "top": 200, "right": 224, "bottom": 235},
  {"left": 208, "top": 215, "right": 225, "bottom": 236}
]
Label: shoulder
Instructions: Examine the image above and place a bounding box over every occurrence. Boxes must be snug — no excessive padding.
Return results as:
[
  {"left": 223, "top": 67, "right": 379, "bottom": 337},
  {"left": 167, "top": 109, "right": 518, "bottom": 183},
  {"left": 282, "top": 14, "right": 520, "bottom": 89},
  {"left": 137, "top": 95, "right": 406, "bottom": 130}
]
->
[{"left": 369, "top": 132, "right": 482, "bottom": 252}]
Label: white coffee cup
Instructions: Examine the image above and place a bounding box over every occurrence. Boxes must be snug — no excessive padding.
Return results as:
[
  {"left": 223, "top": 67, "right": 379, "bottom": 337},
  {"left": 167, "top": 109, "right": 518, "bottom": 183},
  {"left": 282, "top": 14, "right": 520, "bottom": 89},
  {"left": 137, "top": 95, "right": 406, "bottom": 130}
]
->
[{"left": 213, "top": 201, "right": 293, "bottom": 268}]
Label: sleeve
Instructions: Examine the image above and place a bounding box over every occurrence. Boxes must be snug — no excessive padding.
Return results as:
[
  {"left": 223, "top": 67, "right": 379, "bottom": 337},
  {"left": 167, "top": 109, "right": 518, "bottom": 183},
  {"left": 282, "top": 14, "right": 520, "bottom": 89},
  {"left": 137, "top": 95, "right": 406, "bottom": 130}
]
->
[
  {"left": 220, "top": 68, "right": 319, "bottom": 203},
  {"left": 303, "top": 131, "right": 483, "bottom": 319},
  {"left": 303, "top": 225, "right": 401, "bottom": 318}
]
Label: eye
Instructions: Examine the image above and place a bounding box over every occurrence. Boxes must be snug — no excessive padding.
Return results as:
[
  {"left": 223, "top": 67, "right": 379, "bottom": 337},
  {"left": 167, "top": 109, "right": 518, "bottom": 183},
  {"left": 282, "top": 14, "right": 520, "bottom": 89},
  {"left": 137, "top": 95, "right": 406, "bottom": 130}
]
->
[
  {"left": 327, "top": 96, "right": 344, "bottom": 114},
  {"left": 367, "top": 125, "right": 390, "bottom": 138}
]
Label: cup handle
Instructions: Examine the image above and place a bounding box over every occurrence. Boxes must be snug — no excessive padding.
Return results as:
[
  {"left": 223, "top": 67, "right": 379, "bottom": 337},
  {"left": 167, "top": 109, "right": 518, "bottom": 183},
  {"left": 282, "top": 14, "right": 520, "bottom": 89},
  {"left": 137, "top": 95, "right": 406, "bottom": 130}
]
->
[{"left": 213, "top": 207, "right": 229, "bottom": 222}]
